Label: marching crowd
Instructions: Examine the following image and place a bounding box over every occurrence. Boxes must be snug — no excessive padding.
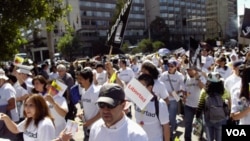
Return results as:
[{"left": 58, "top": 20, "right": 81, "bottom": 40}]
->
[{"left": 0, "top": 46, "right": 250, "bottom": 141}]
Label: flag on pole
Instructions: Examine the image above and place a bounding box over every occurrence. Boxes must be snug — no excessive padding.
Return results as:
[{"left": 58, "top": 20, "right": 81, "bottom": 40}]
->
[
  {"left": 13, "top": 55, "right": 24, "bottom": 65},
  {"left": 240, "top": 8, "right": 250, "bottom": 39},
  {"left": 189, "top": 37, "right": 201, "bottom": 69},
  {"left": 106, "top": 0, "right": 133, "bottom": 48}
]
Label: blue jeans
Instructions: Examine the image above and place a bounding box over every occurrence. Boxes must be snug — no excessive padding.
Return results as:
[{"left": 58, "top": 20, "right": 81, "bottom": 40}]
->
[
  {"left": 168, "top": 100, "right": 178, "bottom": 139},
  {"left": 184, "top": 105, "right": 196, "bottom": 141},
  {"left": 205, "top": 119, "right": 226, "bottom": 141}
]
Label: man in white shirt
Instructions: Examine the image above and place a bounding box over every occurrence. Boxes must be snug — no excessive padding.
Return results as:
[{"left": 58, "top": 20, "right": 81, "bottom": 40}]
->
[
  {"left": 90, "top": 83, "right": 148, "bottom": 141},
  {"left": 77, "top": 68, "right": 101, "bottom": 141},
  {"left": 118, "top": 59, "right": 134, "bottom": 84},
  {"left": 183, "top": 66, "right": 206, "bottom": 141},
  {"left": 159, "top": 60, "right": 185, "bottom": 140},
  {"left": 93, "top": 63, "right": 107, "bottom": 86},
  {"left": 135, "top": 74, "right": 170, "bottom": 141}
]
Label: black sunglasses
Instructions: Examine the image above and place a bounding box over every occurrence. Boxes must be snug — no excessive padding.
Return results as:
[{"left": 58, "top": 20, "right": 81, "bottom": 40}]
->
[{"left": 98, "top": 101, "right": 122, "bottom": 109}]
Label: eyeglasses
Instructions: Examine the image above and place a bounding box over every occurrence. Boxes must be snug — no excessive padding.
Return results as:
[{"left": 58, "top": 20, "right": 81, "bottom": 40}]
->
[
  {"left": 98, "top": 102, "right": 120, "bottom": 109},
  {"left": 168, "top": 65, "right": 175, "bottom": 68}
]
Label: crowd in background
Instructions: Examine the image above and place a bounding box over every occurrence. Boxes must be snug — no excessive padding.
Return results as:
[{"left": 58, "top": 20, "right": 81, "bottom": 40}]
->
[{"left": 0, "top": 45, "right": 250, "bottom": 141}]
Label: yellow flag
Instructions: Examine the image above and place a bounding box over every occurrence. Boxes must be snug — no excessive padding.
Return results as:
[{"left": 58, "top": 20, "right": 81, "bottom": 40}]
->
[
  {"left": 51, "top": 80, "right": 62, "bottom": 91},
  {"left": 174, "top": 136, "right": 180, "bottom": 141},
  {"left": 14, "top": 55, "right": 24, "bottom": 65},
  {"left": 109, "top": 72, "right": 117, "bottom": 83}
]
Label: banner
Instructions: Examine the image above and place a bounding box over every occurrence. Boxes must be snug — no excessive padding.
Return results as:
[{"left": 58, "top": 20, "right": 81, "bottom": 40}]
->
[
  {"left": 124, "top": 78, "right": 153, "bottom": 110},
  {"left": 240, "top": 8, "right": 250, "bottom": 39},
  {"left": 106, "top": 0, "right": 133, "bottom": 48},
  {"left": 189, "top": 37, "right": 201, "bottom": 69}
]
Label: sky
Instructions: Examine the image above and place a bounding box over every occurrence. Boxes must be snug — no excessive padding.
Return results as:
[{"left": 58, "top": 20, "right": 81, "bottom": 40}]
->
[{"left": 238, "top": 0, "right": 250, "bottom": 15}]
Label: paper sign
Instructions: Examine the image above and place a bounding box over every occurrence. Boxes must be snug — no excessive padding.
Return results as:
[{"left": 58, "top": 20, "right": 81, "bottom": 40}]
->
[
  {"left": 201, "top": 56, "right": 206, "bottom": 64},
  {"left": 172, "top": 91, "right": 180, "bottom": 102},
  {"left": 124, "top": 78, "right": 153, "bottom": 110},
  {"left": 65, "top": 120, "right": 78, "bottom": 135},
  {"left": 54, "top": 80, "right": 67, "bottom": 97},
  {"left": 13, "top": 56, "right": 24, "bottom": 65}
]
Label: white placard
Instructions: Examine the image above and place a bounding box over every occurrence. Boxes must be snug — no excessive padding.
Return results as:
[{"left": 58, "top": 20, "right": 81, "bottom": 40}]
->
[
  {"left": 56, "top": 80, "right": 67, "bottom": 97},
  {"left": 124, "top": 78, "right": 153, "bottom": 110},
  {"left": 201, "top": 56, "right": 206, "bottom": 64},
  {"left": 65, "top": 120, "right": 78, "bottom": 135}
]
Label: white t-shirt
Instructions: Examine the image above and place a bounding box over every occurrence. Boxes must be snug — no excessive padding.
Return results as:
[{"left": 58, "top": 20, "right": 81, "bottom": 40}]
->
[
  {"left": 159, "top": 71, "right": 185, "bottom": 101},
  {"left": 130, "top": 63, "right": 141, "bottom": 77},
  {"left": 81, "top": 84, "right": 101, "bottom": 129},
  {"left": 203, "top": 55, "right": 214, "bottom": 69},
  {"left": 49, "top": 72, "right": 59, "bottom": 80},
  {"left": 13, "top": 82, "right": 28, "bottom": 119},
  {"left": 118, "top": 67, "right": 135, "bottom": 84},
  {"left": 214, "top": 66, "right": 233, "bottom": 80},
  {"left": 25, "top": 77, "right": 33, "bottom": 94},
  {"left": 134, "top": 99, "right": 169, "bottom": 141},
  {"left": 0, "top": 83, "right": 19, "bottom": 122},
  {"left": 95, "top": 70, "right": 108, "bottom": 85},
  {"left": 17, "top": 117, "right": 55, "bottom": 141},
  {"left": 153, "top": 79, "right": 169, "bottom": 99},
  {"left": 231, "top": 94, "right": 250, "bottom": 125},
  {"left": 48, "top": 94, "right": 68, "bottom": 136},
  {"left": 89, "top": 115, "right": 148, "bottom": 141},
  {"left": 184, "top": 76, "right": 206, "bottom": 108},
  {"left": 224, "top": 73, "right": 241, "bottom": 94}
]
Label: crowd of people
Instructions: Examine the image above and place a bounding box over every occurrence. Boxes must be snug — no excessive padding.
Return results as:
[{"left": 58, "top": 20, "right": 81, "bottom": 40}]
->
[{"left": 0, "top": 45, "right": 250, "bottom": 141}]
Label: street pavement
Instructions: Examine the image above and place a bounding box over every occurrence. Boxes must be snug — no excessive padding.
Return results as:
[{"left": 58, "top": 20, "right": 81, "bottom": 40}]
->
[{"left": 71, "top": 104, "right": 206, "bottom": 141}]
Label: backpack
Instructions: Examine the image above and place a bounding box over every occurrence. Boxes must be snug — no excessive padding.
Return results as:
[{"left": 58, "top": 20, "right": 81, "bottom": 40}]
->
[{"left": 204, "top": 93, "right": 228, "bottom": 123}]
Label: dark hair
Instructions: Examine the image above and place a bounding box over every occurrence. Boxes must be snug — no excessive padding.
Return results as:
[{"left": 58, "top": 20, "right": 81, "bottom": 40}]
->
[
  {"left": 24, "top": 94, "right": 54, "bottom": 129},
  {"left": 141, "top": 62, "right": 159, "bottom": 79},
  {"left": 78, "top": 68, "right": 93, "bottom": 83},
  {"left": 137, "top": 74, "right": 154, "bottom": 87},
  {"left": 240, "top": 67, "right": 250, "bottom": 100},
  {"left": 31, "top": 75, "right": 47, "bottom": 93},
  {"left": 205, "top": 81, "right": 224, "bottom": 96}
]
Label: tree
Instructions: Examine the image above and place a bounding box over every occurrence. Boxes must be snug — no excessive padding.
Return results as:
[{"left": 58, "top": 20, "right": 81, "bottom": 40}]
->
[
  {"left": 0, "top": 0, "right": 70, "bottom": 60},
  {"left": 150, "top": 16, "right": 170, "bottom": 44},
  {"left": 152, "top": 41, "right": 165, "bottom": 52},
  {"left": 137, "top": 39, "right": 153, "bottom": 53}
]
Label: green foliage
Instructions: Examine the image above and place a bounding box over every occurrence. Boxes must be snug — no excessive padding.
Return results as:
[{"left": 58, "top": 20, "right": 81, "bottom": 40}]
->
[
  {"left": 0, "top": 0, "right": 69, "bottom": 60},
  {"left": 153, "top": 41, "right": 165, "bottom": 52},
  {"left": 121, "top": 42, "right": 130, "bottom": 53},
  {"left": 57, "top": 25, "right": 82, "bottom": 61},
  {"left": 137, "top": 39, "right": 153, "bottom": 53}
]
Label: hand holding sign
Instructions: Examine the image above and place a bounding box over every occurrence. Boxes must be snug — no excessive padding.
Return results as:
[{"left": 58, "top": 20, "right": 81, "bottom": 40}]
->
[{"left": 124, "top": 78, "right": 153, "bottom": 110}]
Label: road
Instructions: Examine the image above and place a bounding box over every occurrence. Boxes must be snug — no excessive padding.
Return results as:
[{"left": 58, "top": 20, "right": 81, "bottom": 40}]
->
[{"left": 72, "top": 104, "right": 206, "bottom": 141}]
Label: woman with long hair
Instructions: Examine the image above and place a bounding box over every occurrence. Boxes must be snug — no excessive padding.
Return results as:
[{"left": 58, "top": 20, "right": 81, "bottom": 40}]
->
[
  {"left": 0, "top": 94, "right": 55, "bottom": 141},
  {"left": 231, "top": 66, "right": 250, "bottom": 124},
  {"left": 196, "top": 72, "right": 230, "bottom": 141}
]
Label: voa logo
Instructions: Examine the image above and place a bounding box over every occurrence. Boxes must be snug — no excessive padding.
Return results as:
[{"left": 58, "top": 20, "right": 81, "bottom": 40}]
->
[{"left": 226, "top": 129, "right": 246, "bottom": 136}]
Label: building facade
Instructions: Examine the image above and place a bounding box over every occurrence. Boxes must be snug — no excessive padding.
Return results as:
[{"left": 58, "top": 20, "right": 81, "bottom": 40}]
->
[{"left": 206, "top": 0, "right": 238, "bottom": 40}]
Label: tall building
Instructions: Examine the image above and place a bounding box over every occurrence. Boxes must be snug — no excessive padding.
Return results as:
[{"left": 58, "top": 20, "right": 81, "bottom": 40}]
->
[
  {"left": 78, "top": 0, "right": 238, "bottom": 56},
  {"left": 78, "top": 0, "right": 145, "bottom": 56},
  {"left": 206, "top": 0, "right": 238, "bottom": 40}
]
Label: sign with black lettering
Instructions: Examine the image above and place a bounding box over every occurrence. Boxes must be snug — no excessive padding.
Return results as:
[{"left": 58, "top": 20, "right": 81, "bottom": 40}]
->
[
  {"left": 241, "top": 8, "right": 250, "bottom": 39},
  {"left": 106, "top": 0, "right": 133, "bottom": 48},
  {"left": 222, "top": 125, "right": 250, "bottom": 140}
]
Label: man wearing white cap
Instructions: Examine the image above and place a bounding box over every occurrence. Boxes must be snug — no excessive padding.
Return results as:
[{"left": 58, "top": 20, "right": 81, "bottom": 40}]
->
[
  {"left": 16, "top": 66, "right": 34, "bottom": 94},
  {"left": 0, "top": 68, "right": 20, "bottom": 140}
]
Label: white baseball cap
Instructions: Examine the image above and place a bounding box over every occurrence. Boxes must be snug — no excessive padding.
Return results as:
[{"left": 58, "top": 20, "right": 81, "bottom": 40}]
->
[{"left": 0, "top": 69, "right": 9, "bottom": 80}]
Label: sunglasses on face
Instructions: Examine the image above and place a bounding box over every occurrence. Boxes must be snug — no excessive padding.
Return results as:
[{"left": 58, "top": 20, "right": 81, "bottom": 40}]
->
[{"left": 98, "top": 102, "right": 121, "bottom": 109}]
